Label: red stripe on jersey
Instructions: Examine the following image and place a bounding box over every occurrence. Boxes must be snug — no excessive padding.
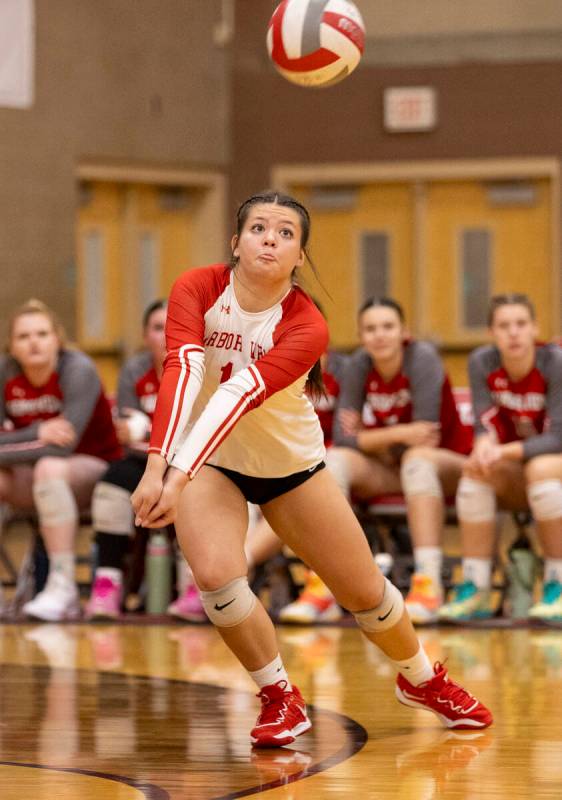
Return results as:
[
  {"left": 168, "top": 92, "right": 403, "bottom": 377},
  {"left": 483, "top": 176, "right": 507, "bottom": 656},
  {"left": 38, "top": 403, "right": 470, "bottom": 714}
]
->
[
  {"left": 160, "top": 345, "right": 204, "bottom": 457},
  {"left": 188, "top": 366, "right": 265, "bottom": 476}
]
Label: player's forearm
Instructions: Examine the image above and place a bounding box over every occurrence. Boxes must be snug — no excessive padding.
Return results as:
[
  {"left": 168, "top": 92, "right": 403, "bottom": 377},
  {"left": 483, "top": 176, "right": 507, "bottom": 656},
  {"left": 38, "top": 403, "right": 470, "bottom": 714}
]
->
[{"left": 356, "top": 425, "right": 405, "bottom": 454}]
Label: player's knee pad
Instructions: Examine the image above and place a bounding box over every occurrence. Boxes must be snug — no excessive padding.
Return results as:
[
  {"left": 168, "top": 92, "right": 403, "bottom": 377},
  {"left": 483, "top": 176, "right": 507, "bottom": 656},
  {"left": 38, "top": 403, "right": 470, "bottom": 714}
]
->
[
  {"left": 33, "top": 477, "right": 78, "bottom": 527},
  {"left": 456, "top": 477, "right": 496, "bottom": 523},
  {"left": 528, "top": 479, "right": 562, "bottom": 521},
  {"left": 92, "top": 482, "right": 133, "bottom": 535},
  {"left": 401, "top": 457, "right": 443, "bottom": 499},
  {"left": 353, "top": 577, "right": 405, "bottom": 633},
  {"left": 326, "top": 448, "right": 352, "bottom": 497},
  {"left": 200, "top": 576, "right": 257, "bottom": 628}
]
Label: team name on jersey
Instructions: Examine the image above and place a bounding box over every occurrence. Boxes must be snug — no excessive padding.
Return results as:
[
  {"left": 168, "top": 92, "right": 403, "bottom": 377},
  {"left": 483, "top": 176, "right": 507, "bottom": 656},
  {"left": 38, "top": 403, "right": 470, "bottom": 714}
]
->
[
  {"left": 6, "top": 395, "right": 62, "bottom": 417},
  {"left": 366, "top": 388, "right": 411, "bottom": 413},
  {"left": 204, "top": 330, "right": 267, "bottom": 360},
  {"left": 490, "top": 390, "right": 545, "bottom": 412}
]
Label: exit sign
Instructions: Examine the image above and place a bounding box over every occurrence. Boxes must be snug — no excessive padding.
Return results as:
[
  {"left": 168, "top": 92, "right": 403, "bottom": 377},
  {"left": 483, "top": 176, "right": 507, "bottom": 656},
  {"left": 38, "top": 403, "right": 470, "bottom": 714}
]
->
[{"left": 383, "top": 87, "right": 437, "bottom": 132}]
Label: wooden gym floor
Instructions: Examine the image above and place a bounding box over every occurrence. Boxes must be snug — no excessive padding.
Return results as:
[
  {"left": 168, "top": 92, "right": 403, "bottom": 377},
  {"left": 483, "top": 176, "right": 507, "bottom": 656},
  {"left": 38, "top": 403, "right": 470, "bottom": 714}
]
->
[{"left": 0, "top": 622, "right": 561, "bottom": 799}]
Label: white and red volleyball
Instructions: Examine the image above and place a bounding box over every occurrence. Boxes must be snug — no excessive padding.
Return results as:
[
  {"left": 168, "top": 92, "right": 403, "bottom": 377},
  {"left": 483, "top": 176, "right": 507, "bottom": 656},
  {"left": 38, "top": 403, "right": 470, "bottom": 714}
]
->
[{"left": 267, "top": 0, "right": 365, "bottom": 88}]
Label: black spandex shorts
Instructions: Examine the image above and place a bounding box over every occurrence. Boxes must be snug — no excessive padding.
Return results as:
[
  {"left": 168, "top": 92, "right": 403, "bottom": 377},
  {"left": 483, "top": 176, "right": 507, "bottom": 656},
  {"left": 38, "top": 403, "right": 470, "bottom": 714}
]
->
[{"left": 206, "top": 461, "right": 325, "bottom": 505}]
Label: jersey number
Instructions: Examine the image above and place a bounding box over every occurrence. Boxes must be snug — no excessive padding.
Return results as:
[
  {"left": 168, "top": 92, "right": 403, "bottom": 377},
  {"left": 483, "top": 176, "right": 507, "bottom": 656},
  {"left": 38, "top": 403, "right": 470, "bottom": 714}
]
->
[{"left": 220, "top": 362, "right": 233, "bottom": 384}]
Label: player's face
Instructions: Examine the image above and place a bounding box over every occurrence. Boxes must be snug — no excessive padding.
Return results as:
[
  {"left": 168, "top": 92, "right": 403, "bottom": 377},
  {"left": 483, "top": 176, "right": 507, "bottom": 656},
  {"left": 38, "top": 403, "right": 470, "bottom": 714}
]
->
[
  {"left": 490, "top": 304, "right": 537, "bottom": 359},
  {"left": 10, "top": 313, "right": 60, "bottom": 371},
  {"left": 232, "top": 204, "right": 305, "bottom": 284},
  {"left": 144, "top": 307, "right": 167, "bottom": 363},
  {"left": 359, "top": 306, "right": 404, "bottom": 363}
]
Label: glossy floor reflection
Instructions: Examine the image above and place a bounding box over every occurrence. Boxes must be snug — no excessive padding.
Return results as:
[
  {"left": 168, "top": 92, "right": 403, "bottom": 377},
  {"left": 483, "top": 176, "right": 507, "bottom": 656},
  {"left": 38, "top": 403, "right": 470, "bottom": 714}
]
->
[{"left": 0, "top": 623, "right": 561, "bottom": 798}]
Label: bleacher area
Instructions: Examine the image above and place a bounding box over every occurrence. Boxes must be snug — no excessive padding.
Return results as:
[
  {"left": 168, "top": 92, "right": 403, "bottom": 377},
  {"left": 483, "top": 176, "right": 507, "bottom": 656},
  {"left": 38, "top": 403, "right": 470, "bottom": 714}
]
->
[{"left": 0, "top": 387, "right": 552, "bottom": 627}]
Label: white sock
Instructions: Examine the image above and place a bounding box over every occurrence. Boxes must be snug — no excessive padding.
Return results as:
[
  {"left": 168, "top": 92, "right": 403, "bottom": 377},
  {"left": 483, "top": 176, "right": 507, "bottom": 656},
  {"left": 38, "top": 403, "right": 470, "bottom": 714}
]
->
[
  {"left": 249, "top": 654, "right": 292, "bottom": 690},
  {"left": 544, "top": 559, "right": 562, "bottom": 584},
  {"left": 392, "top": 645, "right": 434, "bottom": 686},
  {"left": 463, "top": 558, "right": 492, "bottom": 590},
  {"left": 49, "top": 552, "right": 75, "bottom": 583},
  {"left": 413, "top": 546, "right": 443, "bottom": 585},
  {"left": 96, "top": 567, "right": 123, "bottom": 584}
]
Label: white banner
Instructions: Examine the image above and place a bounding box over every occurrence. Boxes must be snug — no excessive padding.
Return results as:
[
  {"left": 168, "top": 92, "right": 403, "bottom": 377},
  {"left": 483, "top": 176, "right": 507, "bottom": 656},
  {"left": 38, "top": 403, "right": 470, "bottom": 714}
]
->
[{"left": 0, "top": 0, "right": 34, "bottom": 108}]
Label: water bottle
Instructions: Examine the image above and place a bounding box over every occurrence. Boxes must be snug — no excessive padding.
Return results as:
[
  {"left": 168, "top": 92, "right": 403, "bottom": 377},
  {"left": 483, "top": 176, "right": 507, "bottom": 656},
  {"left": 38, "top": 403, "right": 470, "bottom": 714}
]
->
[
  {"left": 504, "top": 545, "right": 539, "bottom": 619},
  {"left": 146, "top": 532, "right": 172, "bottom": 613}
]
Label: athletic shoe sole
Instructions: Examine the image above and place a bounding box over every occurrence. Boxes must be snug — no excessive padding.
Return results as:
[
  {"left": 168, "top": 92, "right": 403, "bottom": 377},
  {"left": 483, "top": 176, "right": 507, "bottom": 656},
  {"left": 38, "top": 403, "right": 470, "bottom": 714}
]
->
[
  {"left": 251, "top": 718, "right": 312, "bottom": 748},
  {"left": 395, "top": 685, "right": 488, "bottom": 729}
]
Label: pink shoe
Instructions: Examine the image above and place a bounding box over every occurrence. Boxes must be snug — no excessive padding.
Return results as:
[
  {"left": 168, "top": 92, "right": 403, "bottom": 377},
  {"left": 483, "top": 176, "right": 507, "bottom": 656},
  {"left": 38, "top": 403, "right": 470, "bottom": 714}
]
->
[
  {"left": 167, "top": 585, "right": 207, "bottom": 622},
  {"left": 85, "top": 574, "right": 122, "bottom": 620}
]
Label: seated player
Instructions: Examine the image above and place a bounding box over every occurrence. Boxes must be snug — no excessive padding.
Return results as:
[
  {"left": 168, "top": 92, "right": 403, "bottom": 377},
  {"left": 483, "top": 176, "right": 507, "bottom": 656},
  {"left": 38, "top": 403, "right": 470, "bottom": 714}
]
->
[
  {"left": 0, "top": 299, "right": 121, "bottom": 620},
  {"left": 323, "top": 297, "right": 472, "bottom": 624},
  {"left": 85, "top": 300, "right": 204, "bottom": 620},
  {"left": 247, "top": 345, "right": 347, "bottom": 623},
  {"left": 440, "top": 294, "right": 562, "bottom": 622}
]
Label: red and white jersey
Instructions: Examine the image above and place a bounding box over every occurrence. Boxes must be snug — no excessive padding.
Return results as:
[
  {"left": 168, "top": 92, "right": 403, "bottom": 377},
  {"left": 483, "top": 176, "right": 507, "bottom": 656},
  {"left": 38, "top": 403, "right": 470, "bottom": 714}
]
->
[
  {"left": 312, "top": 351, "right": 347, "bottom": 447},
  {"left": 335, "top": 341, "right": 472, "bottom": 455},
  {"left": 117, "top": 351, "right": 161, "bottom": 419},
  {"left": 149, "top": 264, "right": 329, "bottom": 478},
  {"left": 0, "top": 350, "right": 121, "bottom": 465},
  {"left": 469, "top": 343, "right": 562, "bottom": 459}
]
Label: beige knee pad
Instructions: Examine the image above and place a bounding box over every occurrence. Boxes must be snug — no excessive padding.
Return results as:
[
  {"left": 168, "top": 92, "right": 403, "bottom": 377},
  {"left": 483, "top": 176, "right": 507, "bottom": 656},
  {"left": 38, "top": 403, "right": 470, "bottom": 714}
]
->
[
  {"left": 92, "top": 482, "right": 134, "bottom": 535},
  {"left": 326, "top": 448, "right": 352, "bottom": 498},
  {"left": 200, "top": 576, "right": 257, "bottom": 628},
  {"left": 456, "top": 477, "right": 496, "bottom": 523},
  {"left": 33, "top": 478, "right": 78, "bottom": 527},
  {"left": 401, "top": 457, "right": 443, "bottom": 499},
  {"left": 353, "top": 577, "right": 405, "bottom": 633},
  {"left": 528, "top": 479, "right": 562, "bottom": 521}
]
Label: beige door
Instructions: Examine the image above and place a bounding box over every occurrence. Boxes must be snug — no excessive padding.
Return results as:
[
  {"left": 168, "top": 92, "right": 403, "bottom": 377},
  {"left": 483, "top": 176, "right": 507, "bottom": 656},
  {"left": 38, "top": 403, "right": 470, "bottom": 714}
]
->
[
  {"left": 76, "top": 181, "right": 206, "bottom": 390},
  {"left": 289, "top": 183, "right": 414, "bottom": 349},
  {"left": 287, "top": 173, "right": 555, "bottom": 386},
  {"left": 424, "top": 178, "right": 553, "bottom": 384}
]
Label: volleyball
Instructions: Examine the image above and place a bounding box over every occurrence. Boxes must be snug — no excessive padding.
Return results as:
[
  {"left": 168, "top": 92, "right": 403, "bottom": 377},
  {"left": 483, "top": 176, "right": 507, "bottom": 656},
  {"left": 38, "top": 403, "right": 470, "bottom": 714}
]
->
[{"left": 267, "top": 0, "right": 365, "bottom": 88}]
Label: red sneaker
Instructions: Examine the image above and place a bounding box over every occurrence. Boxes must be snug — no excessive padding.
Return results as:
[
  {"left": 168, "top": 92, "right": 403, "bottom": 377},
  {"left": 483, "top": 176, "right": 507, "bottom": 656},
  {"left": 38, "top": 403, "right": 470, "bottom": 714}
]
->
[
  {"left": 250, "top": 681, "right": 312, "bottom": 747},
  {"left": 396, "top": 662, "right": 493, "bottom": 729}
]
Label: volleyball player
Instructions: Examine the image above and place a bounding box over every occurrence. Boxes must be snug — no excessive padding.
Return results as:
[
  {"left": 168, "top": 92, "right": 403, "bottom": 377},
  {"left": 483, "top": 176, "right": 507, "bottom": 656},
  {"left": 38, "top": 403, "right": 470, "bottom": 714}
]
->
[
  {"left": 0, "top": 299, "right": 120, "bottom": 620},
  {"left": 131, "top": 191, "right": 491, "bottom": 746},
  {"left": 85, "top": 301, "right": 164, "bottom": 617},
  {"left": 322, "top": 298, "right": 472, "bottom": 624},
  {"left": 440, "top": 294, "right": 562, "bottom": 622}
]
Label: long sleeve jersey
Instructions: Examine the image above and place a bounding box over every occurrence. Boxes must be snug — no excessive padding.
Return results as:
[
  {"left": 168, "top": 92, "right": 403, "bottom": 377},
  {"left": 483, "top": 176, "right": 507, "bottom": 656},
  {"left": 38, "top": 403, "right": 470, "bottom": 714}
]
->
[
  {"left": 468, "top": 343, "right": 562, "bottom": 460},
  {"left": 334, "top": 340, "right": 472, "bottom": 455},
  {"left": 0, "top": 349, "right": 121, "bottom": 465},
  {"left": 313, "top": 351, "right": 347, "bottom": 447},
  {"left": 117, "top": 351, "right": 161, "bottom": 456},
  {"left": 117, "top": 351, "right": 160, "bottom": 418},
  {"left": 149, "top": 264, "right": 329, "bottom": 479}
]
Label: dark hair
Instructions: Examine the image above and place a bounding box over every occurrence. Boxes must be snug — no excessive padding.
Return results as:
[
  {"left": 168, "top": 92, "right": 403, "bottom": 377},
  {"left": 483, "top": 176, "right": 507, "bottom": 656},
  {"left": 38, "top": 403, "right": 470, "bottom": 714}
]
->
[
  {"left": 487, "top": 293, "right": 535, "bottom": 326},
  {"left": 233, "top": 190, "right": 311, "bottom": 252},
  {"left": 142, "top": 299, "right": 167, "bottom": 329},
  {"left": 359, "top": 296, "right": 405, "bottom": 322},
  {"left": 233, "top": 190, "right": 325, "bottom": 397}
]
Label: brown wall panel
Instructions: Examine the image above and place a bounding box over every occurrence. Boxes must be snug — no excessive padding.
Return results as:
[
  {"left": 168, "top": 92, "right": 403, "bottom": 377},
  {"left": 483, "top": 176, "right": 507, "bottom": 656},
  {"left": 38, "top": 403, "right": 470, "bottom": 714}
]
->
[
  {"left": 231, "top": 2, "right": 562, "bottom": 208},
  {"left": 0, "top": 0, "right": 229, "bottom": 338}
]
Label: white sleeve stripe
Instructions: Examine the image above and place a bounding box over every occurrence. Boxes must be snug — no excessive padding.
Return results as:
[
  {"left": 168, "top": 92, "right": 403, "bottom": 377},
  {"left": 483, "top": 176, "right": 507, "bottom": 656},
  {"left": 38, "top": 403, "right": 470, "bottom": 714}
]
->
[
  {"left": 161, "top": 345, "right": 204, "bottom": 456},
  {"left": 188, "top": 365, "right": 266, "bottom": 476}
]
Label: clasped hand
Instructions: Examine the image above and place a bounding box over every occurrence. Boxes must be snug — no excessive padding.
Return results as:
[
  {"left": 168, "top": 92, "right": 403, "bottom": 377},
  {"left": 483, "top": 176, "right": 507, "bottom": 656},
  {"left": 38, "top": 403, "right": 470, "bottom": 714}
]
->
[{"left": 131, "top": 466, "right": 189, "bottom": 528}]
